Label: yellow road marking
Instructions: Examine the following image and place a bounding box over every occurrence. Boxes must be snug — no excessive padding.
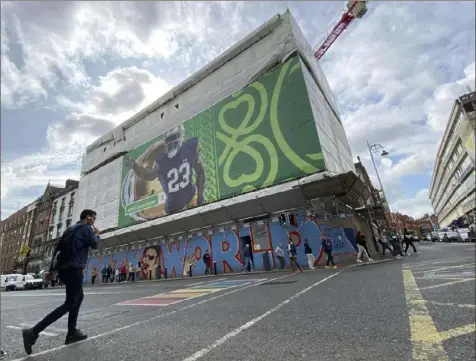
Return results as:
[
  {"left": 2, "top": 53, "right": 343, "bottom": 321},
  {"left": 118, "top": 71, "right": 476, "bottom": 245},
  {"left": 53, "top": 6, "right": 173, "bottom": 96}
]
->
[
  {"left": 439, "top": 323, "right": 476, "bottom": 341},
  {"left": 403, "top": 269, "right": 449, "bottom": 360},
  {"left": 420, "top": 278, "right": 475, "bottom": 290}
]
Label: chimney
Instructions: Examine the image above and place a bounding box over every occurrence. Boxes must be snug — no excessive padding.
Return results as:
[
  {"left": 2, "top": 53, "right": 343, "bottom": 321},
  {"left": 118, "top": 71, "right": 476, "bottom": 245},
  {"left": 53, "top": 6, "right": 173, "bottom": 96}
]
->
[{"left": 65, "top": 179, "right": 79, "bottom": 189}]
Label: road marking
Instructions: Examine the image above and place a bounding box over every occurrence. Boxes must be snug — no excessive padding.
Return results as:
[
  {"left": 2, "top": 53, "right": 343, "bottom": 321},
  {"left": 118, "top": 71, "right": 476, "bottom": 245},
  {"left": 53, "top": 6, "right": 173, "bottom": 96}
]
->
[
  {"left": 403, "top": 268, "right": 449, "bottom": 361},
  {"left": 420, "top": 278, "right": 474, "bottom": 290},
  {"left": 180, "top": 271, "right": 343, "bottom": 361},
  {"left": 439, "top": 323, "right": 476, "bottom": 341},
  {"left": 8, "top": 275, "right": 289, "bottom": 361},
  {"left": 404, "top": 257, "right": 474, "bottom": 268},
  {"left": 423, "top": 263, "right": 475, "bottom": 273},
  {"left": 1, "top": 291, "right": 140, "bottom": 297},
  {"left": 6, "top": 326, "right": 58, "bottom": 337},
  {"left": 17, "top": 323, "right": 67, "bottom": 333},
  {"left": 116, "top": 278, "right": 261, "bottom": 307},
  {"left": 422, "top": 301, "right": 476, "bottom": 309}
]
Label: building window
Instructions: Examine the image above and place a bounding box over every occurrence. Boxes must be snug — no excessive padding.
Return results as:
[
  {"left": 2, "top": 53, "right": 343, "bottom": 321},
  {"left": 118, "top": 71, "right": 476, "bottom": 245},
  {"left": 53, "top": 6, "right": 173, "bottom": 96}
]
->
[
  {"left": 56, "top": 225, "right": 62, "bottom": 239},
  {"left": 66, "top": 219, "right": 72, "bottom": 229}
]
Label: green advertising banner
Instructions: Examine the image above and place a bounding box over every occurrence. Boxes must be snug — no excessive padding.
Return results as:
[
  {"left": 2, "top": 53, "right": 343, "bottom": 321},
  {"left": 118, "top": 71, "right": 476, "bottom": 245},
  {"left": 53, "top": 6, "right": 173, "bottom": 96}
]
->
[{"left": 118, "top": 55, "right": 326, "bottom": 227}]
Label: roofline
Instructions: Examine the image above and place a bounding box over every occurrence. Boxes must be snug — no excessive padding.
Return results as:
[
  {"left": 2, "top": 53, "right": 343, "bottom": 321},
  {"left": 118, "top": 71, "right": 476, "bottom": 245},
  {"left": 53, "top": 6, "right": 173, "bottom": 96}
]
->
[{"left": 86, "top": 11, "right": 287, "bottom": 153}]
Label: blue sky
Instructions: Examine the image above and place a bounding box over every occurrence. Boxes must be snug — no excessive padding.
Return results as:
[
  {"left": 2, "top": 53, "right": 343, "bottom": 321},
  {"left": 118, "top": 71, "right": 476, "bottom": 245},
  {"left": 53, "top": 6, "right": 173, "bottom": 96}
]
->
[{"left": 1, "top": 1, "right": 475, "bottom": 220}]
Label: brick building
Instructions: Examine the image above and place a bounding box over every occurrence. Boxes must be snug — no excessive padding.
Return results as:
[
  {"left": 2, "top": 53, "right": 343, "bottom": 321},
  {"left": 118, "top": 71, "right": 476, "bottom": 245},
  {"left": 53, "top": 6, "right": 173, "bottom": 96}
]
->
[{"left": 0, "top": 206, "right": 27, "bottom": 273}]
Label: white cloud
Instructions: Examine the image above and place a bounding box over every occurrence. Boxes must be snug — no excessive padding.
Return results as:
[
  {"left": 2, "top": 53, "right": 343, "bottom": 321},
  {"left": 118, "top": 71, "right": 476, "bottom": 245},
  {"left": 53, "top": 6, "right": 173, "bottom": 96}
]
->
[
  {"left": 392, "top": 189, "right": 434, "bottom": 219},
  {"left": 1, "top": 1, "right": 475, "bottom": 220}
]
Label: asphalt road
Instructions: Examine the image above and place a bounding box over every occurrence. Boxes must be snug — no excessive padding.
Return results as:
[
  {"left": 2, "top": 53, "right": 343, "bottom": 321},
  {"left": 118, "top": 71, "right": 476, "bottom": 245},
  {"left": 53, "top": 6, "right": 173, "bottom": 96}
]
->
[{"left": 1, "top": 242, "right": 474, "bottom": 361}]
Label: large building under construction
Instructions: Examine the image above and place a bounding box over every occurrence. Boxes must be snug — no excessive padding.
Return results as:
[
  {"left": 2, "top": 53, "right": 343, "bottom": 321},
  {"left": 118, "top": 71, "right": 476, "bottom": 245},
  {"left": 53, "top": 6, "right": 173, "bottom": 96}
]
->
[{"left": 74, "top": 11, "right": 381, "bottom": 281}]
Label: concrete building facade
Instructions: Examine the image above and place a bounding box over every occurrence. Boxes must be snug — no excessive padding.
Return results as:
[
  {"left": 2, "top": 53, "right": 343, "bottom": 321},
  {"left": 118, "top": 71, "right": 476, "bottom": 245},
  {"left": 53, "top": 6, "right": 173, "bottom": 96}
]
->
[{"left": 429, "top": 91, "right": 476, "bottom": 228}]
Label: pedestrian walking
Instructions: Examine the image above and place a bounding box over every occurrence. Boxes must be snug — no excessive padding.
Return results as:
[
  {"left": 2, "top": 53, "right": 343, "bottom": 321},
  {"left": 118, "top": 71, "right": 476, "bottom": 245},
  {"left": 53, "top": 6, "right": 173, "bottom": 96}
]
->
[
  {"left": 275, "top": 243, "right": 285, "bottom": 270},
  {"left": 304, "top": 239, "right": 315, "bottom": 269},
  {"left": 120, "top": 263, "right": 127, "bottom": 283},
  {"left": 403, "top": 229, "right": 417, "bottom": 254},
  {"left": 287, "top": 238, "right": 303, "bottom": 274},
  {"left": 321, "top": 236, "right": 337, "bottom": 268},
  {"left": 106, "top": 265, "right": 112, "bottom": 283},
  {"left": 378, "top": 229, "right": 394, "bottom": 257},
  {"left": 91, "top": 267, "right": 98, "bottom": 285},
  {"left": 101, "top": 266, "right": 107, "bottom": 283},
  {"left": 22, "top": 209, "right": 100, "bottom": 355},
  {"left": 356, "top": 231, "right": 373, "bottom": 263},
  {"left": 127, "top": 263, "right": 135, "bottom": 282},
  {"left": 242, "top": 244, "right": 252, "bottom": 272},
  {"left": 203, "top": 249, "right": 211, "bottom": 275},
  {"left": 114, "top": 268, "right": 119, "bottom": 283}
]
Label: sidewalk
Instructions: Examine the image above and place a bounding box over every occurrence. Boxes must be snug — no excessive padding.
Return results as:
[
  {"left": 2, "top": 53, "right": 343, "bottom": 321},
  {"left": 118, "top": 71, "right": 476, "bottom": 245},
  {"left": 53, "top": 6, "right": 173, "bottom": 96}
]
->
[{"left": 82, "top": 257, "right": 394, "bottom": 288}]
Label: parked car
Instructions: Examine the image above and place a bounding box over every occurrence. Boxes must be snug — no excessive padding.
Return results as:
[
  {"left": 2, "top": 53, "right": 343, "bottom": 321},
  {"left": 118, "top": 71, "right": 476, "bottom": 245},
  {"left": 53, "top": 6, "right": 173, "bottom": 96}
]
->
[
  {"left": 3, "top": 274, "right": 25, "bottom": 291},
  {"left": 24, "top": 274, "right": 44, "bottom": 290},
  {"left": 437, "top": 231, "right": 462, "bottom": 242}
]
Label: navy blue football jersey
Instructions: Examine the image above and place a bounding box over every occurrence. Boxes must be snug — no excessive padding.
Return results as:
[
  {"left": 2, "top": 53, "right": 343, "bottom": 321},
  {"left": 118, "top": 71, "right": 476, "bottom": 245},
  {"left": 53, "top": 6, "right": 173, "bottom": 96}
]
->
[{"left": 156, "top": 137, "right": 199, "bottom": 213}]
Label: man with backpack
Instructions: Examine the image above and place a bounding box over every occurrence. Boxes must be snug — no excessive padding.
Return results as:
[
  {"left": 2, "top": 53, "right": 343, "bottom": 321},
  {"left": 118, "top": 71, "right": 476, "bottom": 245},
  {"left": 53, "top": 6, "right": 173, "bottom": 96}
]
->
[{"left": 22, "top": 209, "right": 100, "bottom": 355}]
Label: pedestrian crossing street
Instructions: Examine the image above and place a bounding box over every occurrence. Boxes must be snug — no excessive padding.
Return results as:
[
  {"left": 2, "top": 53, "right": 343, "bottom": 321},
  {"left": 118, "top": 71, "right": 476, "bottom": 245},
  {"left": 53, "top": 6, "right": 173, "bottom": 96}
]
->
[{"left": 116, "top": 278, "right": 265, "bottom": 307}]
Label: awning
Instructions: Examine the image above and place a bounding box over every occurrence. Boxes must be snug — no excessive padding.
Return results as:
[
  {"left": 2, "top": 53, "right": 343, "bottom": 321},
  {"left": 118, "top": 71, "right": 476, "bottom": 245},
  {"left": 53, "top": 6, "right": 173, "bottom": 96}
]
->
[{"left": 96, "top": 171, "right": 369, "bottom": 252}]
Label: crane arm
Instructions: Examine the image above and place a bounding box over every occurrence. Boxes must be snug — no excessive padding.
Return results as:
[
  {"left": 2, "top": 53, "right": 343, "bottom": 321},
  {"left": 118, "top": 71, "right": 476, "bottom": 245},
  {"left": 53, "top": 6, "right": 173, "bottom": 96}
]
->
[{"left": 314, "top": 0, "right": 369, "bottom": 60}]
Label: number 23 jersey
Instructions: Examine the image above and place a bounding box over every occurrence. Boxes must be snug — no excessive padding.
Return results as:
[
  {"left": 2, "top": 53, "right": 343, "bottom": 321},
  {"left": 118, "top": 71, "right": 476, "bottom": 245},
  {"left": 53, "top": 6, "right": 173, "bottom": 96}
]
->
[{"left": 156, "top": 137, "right": 199, "bottom": 213}]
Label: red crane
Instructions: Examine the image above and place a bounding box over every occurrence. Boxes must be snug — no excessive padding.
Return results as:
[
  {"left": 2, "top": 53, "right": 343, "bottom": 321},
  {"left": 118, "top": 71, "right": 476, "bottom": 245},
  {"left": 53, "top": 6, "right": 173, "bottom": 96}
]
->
[{"left": 314, "top": 0, "right": 369, "bottom": 60}]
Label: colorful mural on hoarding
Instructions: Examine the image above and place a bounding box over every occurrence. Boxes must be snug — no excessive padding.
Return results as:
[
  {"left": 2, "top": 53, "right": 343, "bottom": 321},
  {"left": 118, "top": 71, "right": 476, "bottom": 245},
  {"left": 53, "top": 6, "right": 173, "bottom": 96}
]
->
[
  {"left": 118, "top": 55, "right": 325, "bottom": 228},
  {"left": 83, "top": 215, "right": 360, "bottom": 283}
]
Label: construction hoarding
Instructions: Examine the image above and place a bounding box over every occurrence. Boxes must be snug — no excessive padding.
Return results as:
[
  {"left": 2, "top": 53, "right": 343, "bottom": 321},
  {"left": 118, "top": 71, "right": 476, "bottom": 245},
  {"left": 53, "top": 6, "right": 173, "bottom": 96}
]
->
[{"left": 118, "top": 55, "right": 326, "bottom": 227}]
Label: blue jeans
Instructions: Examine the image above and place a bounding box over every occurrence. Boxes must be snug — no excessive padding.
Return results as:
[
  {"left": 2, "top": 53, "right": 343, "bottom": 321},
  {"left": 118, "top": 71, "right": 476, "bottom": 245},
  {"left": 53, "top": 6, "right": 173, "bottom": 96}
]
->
[{"left": 242, "top": 257, "right": 252, "bottom": 272}]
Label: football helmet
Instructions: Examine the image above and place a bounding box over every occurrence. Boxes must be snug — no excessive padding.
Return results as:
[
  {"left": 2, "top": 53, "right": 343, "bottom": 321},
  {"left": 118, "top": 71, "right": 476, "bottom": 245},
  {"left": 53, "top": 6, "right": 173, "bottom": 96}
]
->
[{"left": 164, "top": 124, "right": 184, "bottom": 158}]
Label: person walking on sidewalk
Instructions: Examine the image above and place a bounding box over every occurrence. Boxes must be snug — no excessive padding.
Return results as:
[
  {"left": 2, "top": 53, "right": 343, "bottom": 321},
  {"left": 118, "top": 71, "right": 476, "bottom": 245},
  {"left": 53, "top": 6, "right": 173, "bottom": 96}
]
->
[
  {"left": 22, "top": 209, "right": 101, "bottom": 355},
  {"left": 101, "top": 266, "right": 107, "bottom": 283},
  {"left": 275, "top": 243, "right": 285, "bottom": 270},
  {"left": 321, "top": 236, "right": 337, "bottom": 268},
  {"left": 304, "top": 239, "right": 315, "bottom": 270},
  {"left": 403, "top": 228, "right": 417, "bottom": 254},
  {"left": 356, "top": 231, "right": 373, "bottom": 263},
  {"left": 287, "top": 238, "right": 303, "bottom": 274},
  {"left": 242, "top": 244, "right": 252, "bottom": 272},
  {"left": 378, "top": 229, "right": 394, "bottom": 258},
  {"left": 203, "top": 249, "right": 211, "bottom": 275},
  {"left": 91, "top": 267, "right": 98, "bottom": 285}
]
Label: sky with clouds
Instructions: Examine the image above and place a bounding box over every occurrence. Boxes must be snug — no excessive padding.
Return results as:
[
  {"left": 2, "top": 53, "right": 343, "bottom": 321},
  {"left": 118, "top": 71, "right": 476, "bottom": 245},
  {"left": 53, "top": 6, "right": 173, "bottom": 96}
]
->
[{"left": 1, "top": 1, "right": 475, "bottom": 220}]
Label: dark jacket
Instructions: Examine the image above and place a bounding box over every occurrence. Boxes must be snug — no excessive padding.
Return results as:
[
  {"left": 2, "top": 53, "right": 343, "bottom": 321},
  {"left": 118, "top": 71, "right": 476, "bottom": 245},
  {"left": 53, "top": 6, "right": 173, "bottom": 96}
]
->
[
  {"left": 203, "top": 252, "right": 211, "bottom": 264},
  {"left": 356, "top": 233, "right": 366, "bottom": 246},
  {"left": 69, "top": 223, "right": 100, "bottom": 268},
  {"left": 321, "top": 239, "right": 333, "bottom": 254},
  {"left": 243, "top": 246, "right": 251, "bottom": 258},
  {"left": 304, "top": 243, "right": 312, "bottom": 254}
]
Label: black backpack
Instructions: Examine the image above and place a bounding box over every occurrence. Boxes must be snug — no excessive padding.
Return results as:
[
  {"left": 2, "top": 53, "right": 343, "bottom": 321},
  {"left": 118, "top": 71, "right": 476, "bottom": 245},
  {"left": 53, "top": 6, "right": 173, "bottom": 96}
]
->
[{"left": 50, "top": 225, "right": 79, "bottom": 271}]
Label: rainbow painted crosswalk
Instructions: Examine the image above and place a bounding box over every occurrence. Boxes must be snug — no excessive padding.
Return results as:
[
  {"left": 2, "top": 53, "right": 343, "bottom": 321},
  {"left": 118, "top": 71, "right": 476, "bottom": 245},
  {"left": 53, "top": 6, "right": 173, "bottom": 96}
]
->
[{"left": 116, "top": 278, "right": 265, "bottom": 307}]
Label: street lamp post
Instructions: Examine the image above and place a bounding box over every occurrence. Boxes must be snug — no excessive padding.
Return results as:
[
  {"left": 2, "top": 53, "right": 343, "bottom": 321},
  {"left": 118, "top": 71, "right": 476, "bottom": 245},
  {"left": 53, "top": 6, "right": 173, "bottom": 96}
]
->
[{"left": 366, "top": 141, "right": 399, "bottom": 234}]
